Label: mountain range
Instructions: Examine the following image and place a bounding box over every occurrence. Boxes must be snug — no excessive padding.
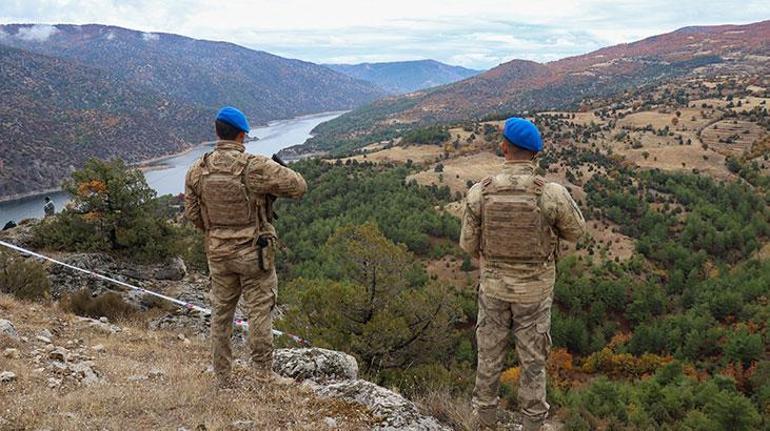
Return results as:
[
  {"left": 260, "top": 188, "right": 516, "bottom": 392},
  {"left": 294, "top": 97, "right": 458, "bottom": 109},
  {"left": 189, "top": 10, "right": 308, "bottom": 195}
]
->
[
  {"left": 325, "top": 60, "right": 480, "bottom": 94},
  {"left": 305, "top": 20, "right": 770, "bottom": 154},
  {"left": 0, "top": 24, "right": 385, "bottom": 198}
]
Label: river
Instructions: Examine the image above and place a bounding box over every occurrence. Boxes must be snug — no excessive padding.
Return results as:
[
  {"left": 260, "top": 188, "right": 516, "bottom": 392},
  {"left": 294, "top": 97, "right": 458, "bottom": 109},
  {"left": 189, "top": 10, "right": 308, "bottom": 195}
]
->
[{"left": 0, "top": 111, "right": 342, "bottom": 225}]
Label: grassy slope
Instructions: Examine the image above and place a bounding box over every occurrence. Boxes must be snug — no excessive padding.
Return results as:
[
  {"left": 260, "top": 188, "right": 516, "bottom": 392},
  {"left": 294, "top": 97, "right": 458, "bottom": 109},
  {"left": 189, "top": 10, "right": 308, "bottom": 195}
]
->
[{"left": 0, "top": 294, "right": 374, "bottom": 430}]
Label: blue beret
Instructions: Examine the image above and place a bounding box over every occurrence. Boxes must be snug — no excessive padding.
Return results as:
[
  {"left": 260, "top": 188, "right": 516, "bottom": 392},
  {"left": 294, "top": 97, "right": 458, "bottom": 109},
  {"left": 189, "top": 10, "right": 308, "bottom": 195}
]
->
[
  {"left": 503, "top": 117, "right": 543, "bottom": 153},
  {"left": 216, "top": 106, "right": 250, "bottom": 133}
]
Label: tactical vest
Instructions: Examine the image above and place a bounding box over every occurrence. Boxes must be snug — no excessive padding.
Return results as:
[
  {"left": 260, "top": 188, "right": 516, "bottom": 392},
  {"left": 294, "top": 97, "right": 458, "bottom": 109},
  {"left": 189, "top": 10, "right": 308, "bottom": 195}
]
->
[
  {"left": 199, "top": 152, "right": 257, "bottom": 229},
  {"left": 480, "top": 175, "right": 555, "bottom": 264}
]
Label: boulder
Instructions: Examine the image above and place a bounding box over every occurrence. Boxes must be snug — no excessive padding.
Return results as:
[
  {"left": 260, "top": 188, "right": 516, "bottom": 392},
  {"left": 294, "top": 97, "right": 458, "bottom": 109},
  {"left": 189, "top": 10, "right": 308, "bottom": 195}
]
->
[
  {"left": 0, "top": 319, "right": 18, "bottom": 340},
  {"left": 154, "top": 257, "right": 187, "bottom": 281},
  {"left": 0, "top": 371, "right": 16, "bottom": 383},
  {"left": 273, "top": 348, "right": 358, "bottom": 382},
  {"left": 315, "top": 380, "right": 450, "bottom": 431}
]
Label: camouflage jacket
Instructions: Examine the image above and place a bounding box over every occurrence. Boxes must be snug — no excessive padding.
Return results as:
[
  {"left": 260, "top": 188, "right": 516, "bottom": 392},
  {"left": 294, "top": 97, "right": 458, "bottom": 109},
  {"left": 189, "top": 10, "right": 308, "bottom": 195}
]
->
[
  {"left": 184, "top": 140, "right": 307, "bottom": 261},
  {"left": 460, "top": 160, "right": 586, "bottom": 303}
]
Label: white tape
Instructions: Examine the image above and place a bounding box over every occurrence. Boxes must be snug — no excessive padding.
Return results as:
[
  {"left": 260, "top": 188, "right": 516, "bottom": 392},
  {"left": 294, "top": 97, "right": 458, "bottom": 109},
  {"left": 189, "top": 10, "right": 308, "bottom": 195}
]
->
[{"left": 0, "top": 239, "right": 309, "bottom": 345}]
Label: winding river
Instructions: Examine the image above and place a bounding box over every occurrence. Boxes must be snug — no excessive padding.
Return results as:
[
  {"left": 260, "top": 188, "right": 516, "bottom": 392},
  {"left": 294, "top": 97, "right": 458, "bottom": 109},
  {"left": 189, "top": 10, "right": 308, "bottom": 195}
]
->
[{"left": 0, "top": 111, "right": 342, "bottom": 225}]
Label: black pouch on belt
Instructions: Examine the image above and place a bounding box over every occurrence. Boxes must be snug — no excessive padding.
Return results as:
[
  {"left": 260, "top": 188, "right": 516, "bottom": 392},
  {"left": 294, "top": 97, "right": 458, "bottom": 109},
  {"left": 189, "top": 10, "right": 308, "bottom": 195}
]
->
[{"left": 256, "top": 234, "right": 274, "bottom": 271}]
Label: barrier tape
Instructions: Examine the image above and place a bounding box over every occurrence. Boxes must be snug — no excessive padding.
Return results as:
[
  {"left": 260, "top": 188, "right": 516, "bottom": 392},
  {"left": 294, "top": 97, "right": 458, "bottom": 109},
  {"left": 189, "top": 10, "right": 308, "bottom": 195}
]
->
[{"left": 0, "top": 239, "right": 309, "bottom": 346}]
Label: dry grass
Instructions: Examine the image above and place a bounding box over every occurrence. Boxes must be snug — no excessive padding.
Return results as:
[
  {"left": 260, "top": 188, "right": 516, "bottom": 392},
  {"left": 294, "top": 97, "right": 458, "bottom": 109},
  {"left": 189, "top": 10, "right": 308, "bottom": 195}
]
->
[
  {"left": 412, "top": 390, "right": 475, "bottom": 431},
  {"left": 0, "top": 294, "right": 374, "bottom": 431},
  {"left": 700, "top": 120, "right": 766, "bottom": 156},
  {"left": 342, "top": 144, "right": 445, "bottom": 165}
]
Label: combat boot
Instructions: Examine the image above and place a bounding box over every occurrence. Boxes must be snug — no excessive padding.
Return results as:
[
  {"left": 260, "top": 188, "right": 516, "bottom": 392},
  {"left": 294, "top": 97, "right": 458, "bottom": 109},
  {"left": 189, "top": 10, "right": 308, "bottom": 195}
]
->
[
  {"left": 520, "top": 415, "right": 547, "bottom": 431},
  {"left": 473, "top": 407, "right": 499, "bottom": 430}
]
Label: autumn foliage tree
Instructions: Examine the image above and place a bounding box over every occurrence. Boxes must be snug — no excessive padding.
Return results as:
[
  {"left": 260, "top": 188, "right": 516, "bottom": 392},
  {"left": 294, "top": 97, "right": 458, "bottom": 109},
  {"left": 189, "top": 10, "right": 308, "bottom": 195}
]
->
[{"left": 32, "top": 158, "right": 176, "bottom": 262}]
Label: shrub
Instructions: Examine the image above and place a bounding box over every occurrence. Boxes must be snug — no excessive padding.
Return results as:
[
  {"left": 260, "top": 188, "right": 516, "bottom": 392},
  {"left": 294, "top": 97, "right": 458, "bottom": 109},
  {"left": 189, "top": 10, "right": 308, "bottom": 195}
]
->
[
  {"left": 62, "top": 289, "right": 136, "bottom": 321},
  {"left": 0, "top": 250, "right": 51, "bottom": 300},
  {"left": 31, "top": 158, "right": 177, "bottom": 263}
]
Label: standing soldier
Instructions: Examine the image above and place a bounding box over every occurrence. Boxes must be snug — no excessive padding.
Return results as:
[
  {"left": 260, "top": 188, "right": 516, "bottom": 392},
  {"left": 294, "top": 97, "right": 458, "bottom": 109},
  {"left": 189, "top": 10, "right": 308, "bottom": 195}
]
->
[
  {"left": 43, "top": 196, "right": 55, "bottom": 218},
  {"left": 460, "top": 118, "right": 586, "bottom": 431},
  {"left": 184, "top": 106, "right": 307, "bottom": 387}
]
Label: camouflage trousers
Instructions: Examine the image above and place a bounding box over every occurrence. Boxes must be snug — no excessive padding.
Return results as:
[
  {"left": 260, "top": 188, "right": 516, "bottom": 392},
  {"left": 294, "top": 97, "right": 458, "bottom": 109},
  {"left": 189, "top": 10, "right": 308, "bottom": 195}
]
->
[
  {"left": 473, "top": 290, "right": 553, "bottom": 430},
  {"left": 208, "top": 248, "right": 277, "bottom": 377}
]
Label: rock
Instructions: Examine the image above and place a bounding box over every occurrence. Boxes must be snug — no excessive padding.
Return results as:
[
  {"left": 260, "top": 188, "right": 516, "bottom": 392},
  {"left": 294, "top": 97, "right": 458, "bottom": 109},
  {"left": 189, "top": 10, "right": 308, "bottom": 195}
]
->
[
  {"left": 177, "top": 333, "right": 187, "bottom": 341},
  {"left": 49, "top": 361, "right": 68, "bottom": 374},
  {"left": 3, "top": 348, "right": 20, "bottom": 359},
  {"left": 230, "top": 420, "right": 255, "bottom": 430},
  {"left": 47, "top": 377, "right": 62, "bottom": 388},
  {"left": 0, "top": 371, "right": 17, "bottom": 383},
  {"left": 154, "top": 257, "right": 187, "bottom": 281},
  {"left": 39, "top": 329, "right": 53, "bottom": 340},
  {"left": 127, "top": 375, "right": 148, "bottom": 382},
  {"left": 36, "top": 335, "right": 52, "bottom": 344},
  {"left": 99, "top": 317, "right": 109, "bottom": 324},
  {"left": 273, "top": 348, "right": 358, "bottom": 383},
  {"left": 148, "top": 367, "right": 165, "bottom": 380},
  {"left": 315, "top": 380, "right": 450, "bottom": 431},
  {"left": 323, "top": 417, "right": 338, "bottom": 428},
  {"left": 70, "top": 362, "right": 101, "bottom": 386},
  {"left": 77, "top": 316, "right": 122, "bottom": 334},
  {"left": 0, "top": 319, "right": 19, "bottom": 340},
  {"left": 92, "top": 344, "right": 105, "bottom": 353},
  {"left": 49, "top": 347, "right": 69, "bottom": 362}
]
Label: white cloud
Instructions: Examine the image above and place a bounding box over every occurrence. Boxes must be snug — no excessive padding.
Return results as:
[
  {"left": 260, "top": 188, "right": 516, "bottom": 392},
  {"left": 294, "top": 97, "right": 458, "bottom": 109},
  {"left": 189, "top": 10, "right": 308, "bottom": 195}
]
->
[
  {"left": 141, "top": 32, "right": 159, "bottom": 41},
  {"left": 15, "top": 24, "right": 59, "bottom": 42},
  {"left": 0, "top": 0, "right": 767, "bottom": 68}
]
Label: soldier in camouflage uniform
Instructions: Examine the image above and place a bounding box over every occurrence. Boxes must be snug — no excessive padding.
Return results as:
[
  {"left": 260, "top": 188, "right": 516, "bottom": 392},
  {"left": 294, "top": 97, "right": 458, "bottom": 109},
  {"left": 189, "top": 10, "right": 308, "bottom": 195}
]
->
[
  {"left": 460, "top": 118, "right": 586, "bottom": 431},
  {"left": 184, "top": 107, "right": 307, "bottom": 386}
]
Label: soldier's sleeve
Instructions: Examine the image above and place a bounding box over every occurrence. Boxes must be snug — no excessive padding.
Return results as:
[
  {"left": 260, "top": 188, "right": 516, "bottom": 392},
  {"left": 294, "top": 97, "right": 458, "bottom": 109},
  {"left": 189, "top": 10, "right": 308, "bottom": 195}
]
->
[
  {"left": 459, "top": 183, "right": 483, "bottom": 258},
  {"left": 183, "top": 166, "right": 205, "bottom": 231},
  {"left": 542, "top": 183, "right": 586, "bottom": 242},
  {"left": 244, "top": 157, "right": 307, "bottom": 198}
]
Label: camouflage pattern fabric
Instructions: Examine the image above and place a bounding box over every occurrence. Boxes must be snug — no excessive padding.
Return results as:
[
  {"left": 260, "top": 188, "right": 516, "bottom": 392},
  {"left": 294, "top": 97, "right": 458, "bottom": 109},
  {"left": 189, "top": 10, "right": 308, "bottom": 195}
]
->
[
  {"left": 461, "top": 160, "right": 586, "bottom": 430},
  {"left": 184, "top": 140, "right": 306, "bottom": 378},
  {"left": 460, "top": 161, "right": 585, "bottom": 303},
  {"left": 209, "top": 248, "right": 277, "bottom": 375}
]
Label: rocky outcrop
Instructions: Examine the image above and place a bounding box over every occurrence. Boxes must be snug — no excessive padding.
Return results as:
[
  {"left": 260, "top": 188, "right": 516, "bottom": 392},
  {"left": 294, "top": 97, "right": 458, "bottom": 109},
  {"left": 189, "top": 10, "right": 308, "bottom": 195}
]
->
[
  {"left": 316, "top": 380, "right": 450, "bottom": 431},
  {"left": 273, "top": 348, "right": 449, "bottom": 431},
  {"left": 0, "top": 319, "right": 19, "bottom": 340},
  {"left": 273, "top": 348, "right": 358, "bottom": 382}
]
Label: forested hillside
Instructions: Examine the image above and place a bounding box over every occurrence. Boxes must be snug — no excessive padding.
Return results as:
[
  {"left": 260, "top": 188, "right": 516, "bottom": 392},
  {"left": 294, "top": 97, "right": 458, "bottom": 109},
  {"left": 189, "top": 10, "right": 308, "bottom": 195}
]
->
[
  {"left": 326, "top": 60, "right": 480, "bottom": 94},
  {"left": 0, "top": 23, "right": 384, "bottom": 198},
  {"left": 0, "top": 44, "right": 211, "bottom": 198}
]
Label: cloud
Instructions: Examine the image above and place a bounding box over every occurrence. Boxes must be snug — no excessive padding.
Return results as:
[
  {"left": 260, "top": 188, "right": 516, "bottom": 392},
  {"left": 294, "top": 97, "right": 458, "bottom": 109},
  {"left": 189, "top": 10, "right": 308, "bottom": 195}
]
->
[
  {"left": 141, "top": 32, "right": 159, "bottom": 41},
  {"left": 0, "top": 0, "right": 767, "bottom": 68},
  {"left": 15, "top": 24, "right": 59, "bottom": 42},
  {"left": 106, "top": 31, "right": 115, "bottom": 40}
]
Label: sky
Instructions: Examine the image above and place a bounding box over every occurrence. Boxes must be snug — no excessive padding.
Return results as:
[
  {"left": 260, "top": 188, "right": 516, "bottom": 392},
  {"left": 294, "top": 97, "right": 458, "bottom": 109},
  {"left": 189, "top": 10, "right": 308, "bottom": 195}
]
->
[{"left": 1, "top": 0, "right": 768, "bottom": 70}]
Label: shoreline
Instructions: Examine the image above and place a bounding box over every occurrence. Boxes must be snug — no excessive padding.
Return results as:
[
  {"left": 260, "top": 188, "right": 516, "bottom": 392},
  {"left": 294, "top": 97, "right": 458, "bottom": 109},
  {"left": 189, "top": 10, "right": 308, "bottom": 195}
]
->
[{"left": 0, "top": 110, "right": 346, "bottom": 205}]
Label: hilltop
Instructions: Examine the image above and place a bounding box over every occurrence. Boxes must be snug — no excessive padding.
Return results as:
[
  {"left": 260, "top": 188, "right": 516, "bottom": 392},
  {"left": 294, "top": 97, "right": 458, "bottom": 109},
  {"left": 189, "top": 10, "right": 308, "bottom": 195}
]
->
[
  {"left": 301, "top": 20, "right": 770, "bottom": 155},
  {"left": 0, "top": 23, "right": 385, "bottom": 198},
  {"left": 325, "top": 60, "right": 480, "bottom": 94}
]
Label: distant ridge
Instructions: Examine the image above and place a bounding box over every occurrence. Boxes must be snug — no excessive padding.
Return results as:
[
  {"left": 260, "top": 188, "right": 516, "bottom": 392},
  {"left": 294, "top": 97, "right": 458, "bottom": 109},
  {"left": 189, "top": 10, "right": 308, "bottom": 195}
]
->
[
  {"left": 0, "top": 24, "right": 385, "bottom": 124},
  {"left": 306, "top": 20, "right": 770, "bottom": 154},
  {"left": 0, "top": 23, "right": 386, "bottom": 198},
  {"left": 325, "top": 59, "right": 480, "bottom": 94}
]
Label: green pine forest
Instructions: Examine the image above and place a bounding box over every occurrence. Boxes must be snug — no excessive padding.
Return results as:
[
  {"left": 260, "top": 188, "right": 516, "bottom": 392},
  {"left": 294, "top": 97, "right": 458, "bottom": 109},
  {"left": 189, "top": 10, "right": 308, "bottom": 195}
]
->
[{"left": 17, "top": 145, "right": 770, "bottom": 430}]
